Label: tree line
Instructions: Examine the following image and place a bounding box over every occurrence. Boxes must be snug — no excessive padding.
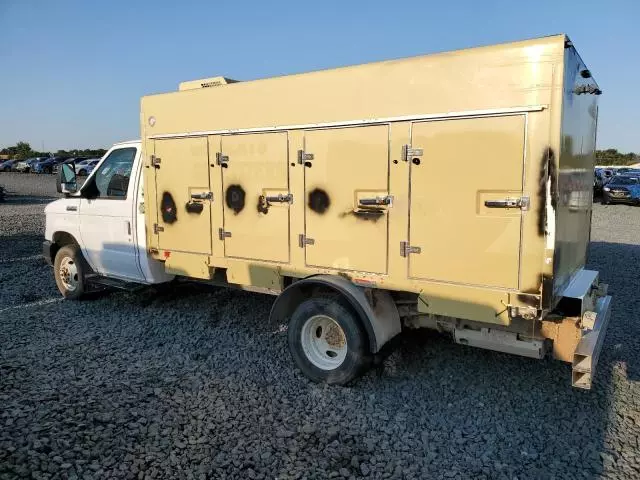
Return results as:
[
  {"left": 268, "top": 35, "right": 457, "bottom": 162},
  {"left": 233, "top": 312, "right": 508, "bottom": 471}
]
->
[
  {"left": 595, "top": 149, "right": 639, "bottom": 166},
  {"left": 0, "top": 142, "right": 107, "bottom": 160}
]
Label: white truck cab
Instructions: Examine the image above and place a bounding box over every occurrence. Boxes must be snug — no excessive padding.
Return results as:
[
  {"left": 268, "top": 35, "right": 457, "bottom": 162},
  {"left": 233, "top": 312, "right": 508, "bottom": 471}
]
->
[{"left": 43, "top": 140, "right": 171, "bottom": 297}]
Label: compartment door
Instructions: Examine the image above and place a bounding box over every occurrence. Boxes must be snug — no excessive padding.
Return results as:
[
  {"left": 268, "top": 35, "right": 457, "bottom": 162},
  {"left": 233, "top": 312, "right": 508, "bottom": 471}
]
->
[
  {"left": 409, "top": 115, "right": 525, "bottom": 289},
  {"left": 304, "top": 125, "right": 390, "bottom": 274},
  {"left": 220, "top": 132, "right": 290, "bottom": 263},
  {"left": 154, "top": 137, "right": 212, "bottom": 255}
]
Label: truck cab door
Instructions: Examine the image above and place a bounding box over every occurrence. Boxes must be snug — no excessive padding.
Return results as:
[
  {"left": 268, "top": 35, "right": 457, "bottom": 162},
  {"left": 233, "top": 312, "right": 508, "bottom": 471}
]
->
[{"left": 78, "top": 146, "right": 145, "bottom": 282}]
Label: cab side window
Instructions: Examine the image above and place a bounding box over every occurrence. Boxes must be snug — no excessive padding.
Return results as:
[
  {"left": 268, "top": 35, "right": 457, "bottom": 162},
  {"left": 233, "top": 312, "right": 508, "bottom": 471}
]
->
[{"left": 90, "top": 148, "right": 136, "bottom": 199}]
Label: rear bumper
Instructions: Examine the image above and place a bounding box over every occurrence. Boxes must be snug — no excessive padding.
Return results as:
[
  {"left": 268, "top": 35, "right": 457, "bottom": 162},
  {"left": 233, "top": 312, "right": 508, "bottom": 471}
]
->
[
  {"left": 572, "top": 295, "right": 613, "bottom": 389},
  {"left": 43, "top": 240, "right": 53, "bottom": 266},
  {"left": 604, "top": 193, "right": 640, "bottom": 204}
]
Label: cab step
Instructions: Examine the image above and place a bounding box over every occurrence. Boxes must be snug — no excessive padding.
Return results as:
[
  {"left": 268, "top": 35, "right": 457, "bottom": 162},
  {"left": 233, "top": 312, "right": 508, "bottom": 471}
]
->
[{"left": 86, "top": 274, "right": 145, "bottom": 292}]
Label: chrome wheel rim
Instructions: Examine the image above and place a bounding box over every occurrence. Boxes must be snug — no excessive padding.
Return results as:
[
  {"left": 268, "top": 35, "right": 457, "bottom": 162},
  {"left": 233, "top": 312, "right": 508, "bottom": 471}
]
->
[
  {"left": 59, "top": 256, "right": 79, "bottom": 292},
  {"left": 301, "top": 315, "right": 347, "bottom": 370}
]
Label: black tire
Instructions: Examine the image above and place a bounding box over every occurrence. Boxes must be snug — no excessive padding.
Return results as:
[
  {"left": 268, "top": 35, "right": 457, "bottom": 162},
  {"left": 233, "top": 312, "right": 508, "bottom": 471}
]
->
[
  {"left": 45, "top": 167, "right": 52, "bottom": 174},
  {"left": 78, "top": 169, "right": 86, "bottom": 176},
  {"left": 288, "top": 296, "right": 371, "bottom": 385},
  {"left": 601, "top": 197, "right": 610, "bottom": 205},
  {"left": 53, "top": 245, "right": 87, "bottom": 300}
]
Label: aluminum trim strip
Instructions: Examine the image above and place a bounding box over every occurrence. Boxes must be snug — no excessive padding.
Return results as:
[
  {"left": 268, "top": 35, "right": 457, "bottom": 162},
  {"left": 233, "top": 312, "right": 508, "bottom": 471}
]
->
[{"left": 148, "top": 105, "right": 547, "bottom": 140}]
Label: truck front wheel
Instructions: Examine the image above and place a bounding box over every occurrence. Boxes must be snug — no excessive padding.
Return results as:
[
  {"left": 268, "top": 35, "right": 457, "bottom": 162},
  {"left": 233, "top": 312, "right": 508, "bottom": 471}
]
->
[
  {"left": 288, "top": 296, "right": 371, "bottom": 385},
  {"left": 53, "top": 245, "right": 87, "bottom": 299}
]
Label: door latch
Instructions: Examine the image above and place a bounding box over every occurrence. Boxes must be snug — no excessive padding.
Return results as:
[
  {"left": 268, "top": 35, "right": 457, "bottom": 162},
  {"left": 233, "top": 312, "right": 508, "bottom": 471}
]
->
[
  {"left": 150, "top": 155, "right": 161, "bottom": 168},
  {"left": 484, "top": 196, "right": 530, "bottom": 211},
  {"left": 218, "top": 228, "right": 232, "bottom": 240},
  {"left": 153, "top": 223, "right": 164, "bottom": 234}
]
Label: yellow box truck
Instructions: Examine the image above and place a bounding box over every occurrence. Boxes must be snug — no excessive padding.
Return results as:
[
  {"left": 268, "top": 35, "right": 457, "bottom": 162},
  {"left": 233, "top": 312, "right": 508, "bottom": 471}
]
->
[{"left": 47, "top": 34, "right": 610, "bottom": 389}]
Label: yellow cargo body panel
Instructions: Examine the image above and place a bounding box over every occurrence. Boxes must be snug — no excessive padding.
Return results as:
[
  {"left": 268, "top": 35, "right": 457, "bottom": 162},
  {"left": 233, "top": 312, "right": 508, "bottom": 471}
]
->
[{"left": 140, "top": 33, "right": 600, "bottom": 331}]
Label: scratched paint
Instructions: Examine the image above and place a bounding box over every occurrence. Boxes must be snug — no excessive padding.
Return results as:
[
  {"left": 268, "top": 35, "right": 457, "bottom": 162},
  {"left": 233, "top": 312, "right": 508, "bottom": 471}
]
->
[{"left": 537, "top": 147, "right": 557, "bottom": 237}]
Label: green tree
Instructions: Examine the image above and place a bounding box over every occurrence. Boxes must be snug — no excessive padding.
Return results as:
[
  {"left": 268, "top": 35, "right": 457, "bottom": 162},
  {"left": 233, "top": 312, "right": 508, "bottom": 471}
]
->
[
  {"left": 596, "top": 149, "right": 639, "bottom": 166},
  {"left": 15, "top": 142, "right": 33, "bottom": 160}
]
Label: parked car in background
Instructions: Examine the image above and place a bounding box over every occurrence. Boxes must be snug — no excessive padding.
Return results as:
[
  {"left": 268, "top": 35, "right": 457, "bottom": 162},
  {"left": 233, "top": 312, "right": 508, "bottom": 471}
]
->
[
  {"left": 76, "top": 158, "right": 100, "bottom": 176},
  {"left": 14, "top": 157, "right": 47, "bottom": 173},
  {"left": 594, "top": 168, "right": 615, "bottom": 195},
  {"left": 615, "top": 168, "right": 640, "bottom": 177},
  {"left": 32, "top": 157, "right": 68, "bottom": 174},
  {"left": 0, "top": 159, "right": 18, "bottom": 172},
  {"left": 52, "top": 157, "right": 88, "bottom": 174},
  {"left": 602, "top": 175, "right": 640, "bottom": 205}
]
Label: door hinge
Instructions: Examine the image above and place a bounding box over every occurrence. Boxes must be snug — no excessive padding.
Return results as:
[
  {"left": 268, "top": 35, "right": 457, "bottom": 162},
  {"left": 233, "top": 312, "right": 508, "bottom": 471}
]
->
[
  {"left": 218, "top": 228, "right": 232, "bottom": 240},
  {"left": 153, "top": 223, "right": 164, "bottom": 234},
  {"left": 298, "top": 234, "right": 315, "bottom": 248},
  {"left": 401, "top": 145, "right": 423, "bottom": 162},
  {"left": 297, "top": 150, "right": 314, "bottom": 164},
  {"left": 216, "top": 152, "right": 229, "bottom": 165},
  {"left": 484, "top": 196, "right": 530, "bottom": 211},
  {"left": 150, "top": 155, "right": 161, "bottom": 168},
  {"left": 400, "top": 241, "right": 421, "bottom": 257}
]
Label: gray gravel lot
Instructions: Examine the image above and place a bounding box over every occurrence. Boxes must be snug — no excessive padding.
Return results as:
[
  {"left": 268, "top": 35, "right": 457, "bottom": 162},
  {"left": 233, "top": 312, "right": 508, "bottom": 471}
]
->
[{"left": 1, "top": 174, "right": 639, "bottom": 479}]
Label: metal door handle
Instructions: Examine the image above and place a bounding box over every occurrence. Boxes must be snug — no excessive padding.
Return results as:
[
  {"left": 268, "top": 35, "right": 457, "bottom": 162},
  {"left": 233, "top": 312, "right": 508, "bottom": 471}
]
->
[
  {"left": 265, "top": 193, "right": 293, "bottom": 204},
  {"left": 191, "top": 192, "right": 213, "bottom": 200},
  {"left": 66, "top": 206, "right": 77, "bottom": 211},
  {"left": 359, "top": 195, "right": 393, "bottom": 206},
  {"left": 484, "top": 197, "right": 530, "bottom": 210},
  {"left": 126, "top": 221, "right": 131, "bottom": 235}
]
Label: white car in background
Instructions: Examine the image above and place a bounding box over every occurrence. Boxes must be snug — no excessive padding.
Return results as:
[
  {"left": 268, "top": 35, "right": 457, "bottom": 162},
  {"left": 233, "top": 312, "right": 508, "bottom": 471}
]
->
[{"left": 76, "top": 159, "right": 101, "bottom": 176}]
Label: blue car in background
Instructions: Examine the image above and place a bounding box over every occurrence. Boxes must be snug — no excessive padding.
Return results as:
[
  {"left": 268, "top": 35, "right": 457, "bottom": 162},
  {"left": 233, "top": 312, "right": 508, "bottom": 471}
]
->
[
  {"left": 602, "top": 175, "right": 640, "bottom": 205},
  {"left": 13, "top": 157, "right": 47, "bottom": 173},
  {"left": 0, "top": 159, "right": 18, "bottom": 172},
  {"left": 32, "top": 157, "right": 68, "bottom": 174},
  {"left": 52, "top": 157, "right": 89, "bottom": 174}
]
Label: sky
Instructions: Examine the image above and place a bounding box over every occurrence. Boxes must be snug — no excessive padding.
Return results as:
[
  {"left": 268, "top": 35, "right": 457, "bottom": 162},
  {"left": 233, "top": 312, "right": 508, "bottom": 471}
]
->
[{"left": 0, "top": 0, "right": 638, "bottom": 153}]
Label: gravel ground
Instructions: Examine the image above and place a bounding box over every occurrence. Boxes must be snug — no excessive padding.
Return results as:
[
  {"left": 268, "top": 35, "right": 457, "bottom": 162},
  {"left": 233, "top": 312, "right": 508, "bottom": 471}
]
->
[{"left": 1, "top": 175, "right": 639, "bottom": 480}]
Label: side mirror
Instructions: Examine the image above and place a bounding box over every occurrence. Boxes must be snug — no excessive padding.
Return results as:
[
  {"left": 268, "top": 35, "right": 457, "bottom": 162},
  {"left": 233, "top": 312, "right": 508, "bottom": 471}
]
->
[{"left": 56, "top": 163, "right": 77, "bottom": 194}]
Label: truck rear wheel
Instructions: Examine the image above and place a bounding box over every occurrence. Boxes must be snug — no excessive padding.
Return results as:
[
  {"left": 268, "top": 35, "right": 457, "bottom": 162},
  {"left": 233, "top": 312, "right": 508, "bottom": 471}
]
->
[
  {"left": 53, "top": 245, "right": 87, "bottom": 300},
  {"left": 288, "top": 296, "right": 371, "bottom": 385}
]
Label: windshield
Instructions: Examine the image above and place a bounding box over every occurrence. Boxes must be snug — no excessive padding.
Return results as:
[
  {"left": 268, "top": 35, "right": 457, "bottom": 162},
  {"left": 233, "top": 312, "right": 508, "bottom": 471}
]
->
[{"left": 611, "top": 177, "right": 640, "bottom": 186}]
